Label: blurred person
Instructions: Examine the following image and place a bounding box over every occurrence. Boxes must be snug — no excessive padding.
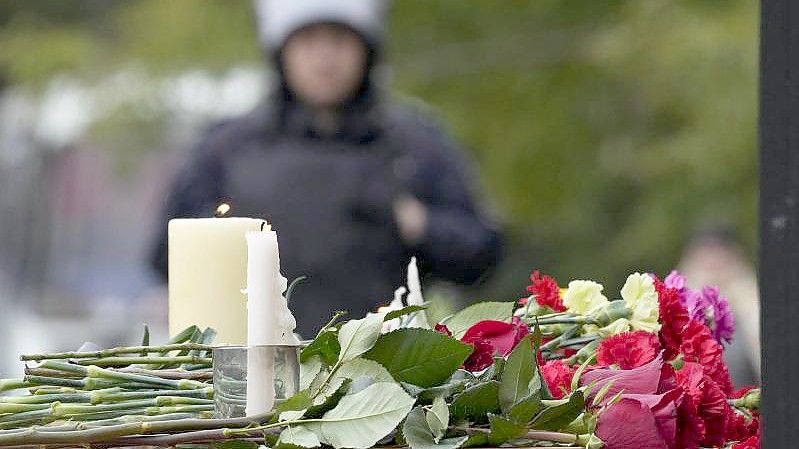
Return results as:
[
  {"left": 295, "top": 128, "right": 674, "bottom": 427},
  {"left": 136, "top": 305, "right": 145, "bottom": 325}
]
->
[
  {"left": 677, "top": 225, "right": 760, "bottom": 386},
  {"left": 151, "top": 0, "right": 502, "bottom": 336}
]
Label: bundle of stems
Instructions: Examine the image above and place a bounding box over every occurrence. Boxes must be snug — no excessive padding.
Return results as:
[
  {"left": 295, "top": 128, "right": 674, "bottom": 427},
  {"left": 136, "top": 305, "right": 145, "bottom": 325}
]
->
[{"left": 0, "top": 326, "right": 217, "bottom": 435}]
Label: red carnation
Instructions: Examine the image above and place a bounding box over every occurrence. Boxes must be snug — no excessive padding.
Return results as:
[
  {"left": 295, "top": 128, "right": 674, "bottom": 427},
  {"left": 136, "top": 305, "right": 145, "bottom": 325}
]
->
[
  {"left": 675, "top": 362, "right": 730, "bottom": 448},
  {"left": 679, "top": 321, "right": 733, "bottom": 394},
  {"left": 540, "top": 360, "right": 575, "bottom": 399},
  {"left": 597, "top": 331, "right": 661, "bottom": 370},
  {"left": 655, "top": 280, "right": 690, "bottom": 360},
  {"left": 732, "top": 435, "right": 759, "bottom": 449},
  {"left": 526, "top": 270, "right": 566, "bottom": 312},
  {"left": 726, "top": 407, "right": 760, "bottom": 443},
  {"left": 726, "top": 386, "right": 760, "bottom": 442}
]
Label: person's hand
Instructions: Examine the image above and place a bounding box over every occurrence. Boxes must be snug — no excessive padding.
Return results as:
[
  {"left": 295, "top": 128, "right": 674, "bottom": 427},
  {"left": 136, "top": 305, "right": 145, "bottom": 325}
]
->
[{"left": 393, "top": 194, "right": 428, "bottom": 245}]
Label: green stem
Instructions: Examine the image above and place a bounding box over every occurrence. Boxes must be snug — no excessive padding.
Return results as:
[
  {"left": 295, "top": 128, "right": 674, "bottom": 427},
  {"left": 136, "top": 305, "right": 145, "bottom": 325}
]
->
[
  {"left": 524, "top": 430, "right": 579, "bottom": 444},
  {"left": 0, "top": 379, "right": 31, "bottom": 394},
  {"left": 116, "top": 367, "right": 212, "bottom": 380},
  {"left": 20, "top": 343, "right": 213, "bottom": 361},
  {"left": 90, "top": 387, "right": 213, "bottom": 404},
  {"left": 76, "top": 356, "right": 211, "bottom": 367},
  {"left": 0, "top": 413, "right": 273, "bottom": 444},
  {"left": 39, "top": 361, "right": 207, "bottom": 390},
  {"left": 24, "top": 375, "right": 152, "bottom": 391}
]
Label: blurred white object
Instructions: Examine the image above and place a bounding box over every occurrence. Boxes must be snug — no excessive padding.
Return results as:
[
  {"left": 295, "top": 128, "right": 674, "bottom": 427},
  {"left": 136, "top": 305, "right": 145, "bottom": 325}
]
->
[
  {"left": 254, "top": 0, "right": 387, "bottom": 50},
  {"left": 381, "top": 257, "right": 430, "bottom": 332}
]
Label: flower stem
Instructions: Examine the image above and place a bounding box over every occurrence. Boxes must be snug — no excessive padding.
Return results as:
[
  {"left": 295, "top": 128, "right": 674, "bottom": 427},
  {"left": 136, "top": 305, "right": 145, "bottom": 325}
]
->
[
  {"left": 75, "top": 356, "right": 211, "bottom": 367},
  {"left": 20, "top": 343, "right": 213, "bottom": 361}
]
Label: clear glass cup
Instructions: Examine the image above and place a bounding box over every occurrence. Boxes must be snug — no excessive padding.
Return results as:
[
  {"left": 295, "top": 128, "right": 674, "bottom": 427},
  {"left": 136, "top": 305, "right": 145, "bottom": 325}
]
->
[{"left": 212, "top": 345, "right": 301, "bottom": 418}]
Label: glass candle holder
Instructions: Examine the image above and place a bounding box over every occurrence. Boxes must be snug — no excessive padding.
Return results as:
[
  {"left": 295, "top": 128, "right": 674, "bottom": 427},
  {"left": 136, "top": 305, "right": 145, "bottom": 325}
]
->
[{"left": 212, "top": 345, "right": 301, "bottom": 418}]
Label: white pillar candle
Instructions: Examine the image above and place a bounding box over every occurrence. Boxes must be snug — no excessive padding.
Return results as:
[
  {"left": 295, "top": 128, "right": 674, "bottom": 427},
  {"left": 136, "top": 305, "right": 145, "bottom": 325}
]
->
[
  {"left": 244, "top": 226, "right": 298, "bottom": 415},
  {"left": 168, "top": 216, "right": 264, "bottom": 344}
]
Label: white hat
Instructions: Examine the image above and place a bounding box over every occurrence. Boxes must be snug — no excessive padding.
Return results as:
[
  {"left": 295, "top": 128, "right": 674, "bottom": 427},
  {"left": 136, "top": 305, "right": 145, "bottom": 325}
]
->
[{"left": 254, "top": 0, "right": 387, "bottom": 51}]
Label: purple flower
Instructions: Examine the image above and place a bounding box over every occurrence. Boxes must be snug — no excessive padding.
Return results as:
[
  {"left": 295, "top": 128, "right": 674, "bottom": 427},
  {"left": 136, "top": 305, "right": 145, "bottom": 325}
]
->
[
  {"left": 684, "top": 286, "right": 735, "bottom": 346},
  {"left": 663, "top": 270, "right": 687, "bottom": 294}
]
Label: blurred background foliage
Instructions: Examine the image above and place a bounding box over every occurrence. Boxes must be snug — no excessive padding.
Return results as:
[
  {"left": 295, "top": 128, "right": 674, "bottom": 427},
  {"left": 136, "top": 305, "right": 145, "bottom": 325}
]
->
[{"left": 0, "top": 0, "right": 757, "bottom": 298}]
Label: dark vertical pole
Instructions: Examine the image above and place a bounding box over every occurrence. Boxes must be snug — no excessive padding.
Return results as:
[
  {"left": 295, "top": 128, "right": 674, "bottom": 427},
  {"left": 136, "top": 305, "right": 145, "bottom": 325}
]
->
[{"left": 760, "top": 0, "right": 799, "bottom": 447}]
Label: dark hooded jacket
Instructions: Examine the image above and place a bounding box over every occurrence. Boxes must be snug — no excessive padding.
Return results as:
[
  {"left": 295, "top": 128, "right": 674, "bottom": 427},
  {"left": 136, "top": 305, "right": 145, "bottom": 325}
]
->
[{"left": 151, "top": 85, "right": 502, "bottom": 336}]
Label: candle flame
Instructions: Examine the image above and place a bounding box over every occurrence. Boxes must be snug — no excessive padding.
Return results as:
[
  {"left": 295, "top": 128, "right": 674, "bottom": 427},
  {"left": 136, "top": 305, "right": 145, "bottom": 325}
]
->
[{"left": 215, "top": 202, "right": 231, "bottom": 217}]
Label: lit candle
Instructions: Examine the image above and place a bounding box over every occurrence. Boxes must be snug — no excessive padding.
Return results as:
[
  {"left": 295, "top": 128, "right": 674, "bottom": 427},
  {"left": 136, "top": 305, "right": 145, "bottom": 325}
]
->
[
  {"left": 168, "top": 206, "right": 263, "bottom": 344},
  {"left": 244, "top": 225, "right": 298, "bottom": 415}
]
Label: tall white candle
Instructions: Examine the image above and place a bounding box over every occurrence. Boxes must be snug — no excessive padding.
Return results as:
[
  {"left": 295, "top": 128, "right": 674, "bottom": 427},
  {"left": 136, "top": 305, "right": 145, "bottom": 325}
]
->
[
  {"left": 168, "top": 217, "right": 263, "bottom": 344},
  {"left": 244, "top": 225, "right": 298, "bottom": 415}
]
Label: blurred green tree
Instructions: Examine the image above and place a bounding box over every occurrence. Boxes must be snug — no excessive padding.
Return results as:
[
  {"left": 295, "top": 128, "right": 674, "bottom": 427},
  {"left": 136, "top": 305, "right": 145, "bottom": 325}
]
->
[{"left": 0, "top": 0, "right": 757, "bottom": 298}]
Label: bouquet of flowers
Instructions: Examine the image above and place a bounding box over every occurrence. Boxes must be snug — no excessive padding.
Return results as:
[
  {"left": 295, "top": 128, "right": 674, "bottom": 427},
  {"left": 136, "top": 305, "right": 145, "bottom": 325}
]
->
[
  {"left": 0, "top": 268, "right": 760, "bottom": 449},
  {"left": 271, "top": 268, "right": 760, "bottom": 449}
]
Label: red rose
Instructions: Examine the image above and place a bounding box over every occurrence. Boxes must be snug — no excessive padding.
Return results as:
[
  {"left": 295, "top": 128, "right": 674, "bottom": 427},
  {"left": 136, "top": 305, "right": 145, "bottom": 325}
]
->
[
  {"left": 540, "top": 360, "right": 575, "bottom": 399},
  {"left": 526, "top": 270, "right": 566, "bottom": 312},
  {"left": 460, "top": 317, "right": 529, "bottom": 372},
  {"left": 596, "top": 331, "right": 661, "bottom": 370},
  {"left": 461, "top": 337, "right": 495, "bottom": 372}
]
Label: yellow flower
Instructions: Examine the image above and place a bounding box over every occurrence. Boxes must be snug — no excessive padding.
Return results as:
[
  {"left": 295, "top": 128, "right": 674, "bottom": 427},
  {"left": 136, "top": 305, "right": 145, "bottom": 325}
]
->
[
  {"left": 620, "top": 272, "right": 661, "bottom": 333},
  {"left": 563, "top": 280, "right": 609, "bottom": 315}
]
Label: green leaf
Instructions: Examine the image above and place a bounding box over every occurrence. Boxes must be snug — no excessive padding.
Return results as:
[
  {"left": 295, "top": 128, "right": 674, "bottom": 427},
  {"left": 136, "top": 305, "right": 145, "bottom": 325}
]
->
[
  {"left": 307, "top": 378, "right": 351, "bottom": 418},
  {"left": 335, "top": 358, "right": 394, "bottom": 393},
  {"left": 508, "top": 391, "right": 543, "bottom": 424},
  {"left": 487, "top": 414, "right": 525, "bottom": 445},
  {"left": 403, "top": 406, "right": 469, "bottom": 449},
  {"left": 301, "top": 330, "right": 340, "bottom": 366},
  {"left": 441, "top": 302, "right": 515, "bottom": 338},
  {"left": 363, "top": 328, "right": 473, "bottom": 388},
  {"left": 450, "top": 381, "right": 500, "bottom": 424},
  {"left": 426, "top": 396, "right": 449, "bottom": 441},
  {"left": 337, "top": 313, "right": 384, "bottom": 362},
  {"left": 140, "top": 324, "right": 150, "bottom": 357},
  {"left": 213, "top": 441, "right": 260, "bottom": 449},
  {"left": 335, "top": 358, "right": 394, "bottom": 383},
  {"left": 273, "top": 390, "right": 313, "bottom": 423},
  {"left": 304, "top": 382, "right": 416, "bottom": 449},
  {"left": 384, "top": 305, "right": 428, "bottom": 322},
  {"left": 532, "top": 390, "right": 585, "bottom": 431},
  {"left": 277, "top": 425, "right": 321, "bottom": 449},
  {"left": 462, "top": 433, "right": 488, "bottom": 448},
  {"left": 300, "top": 356, "right": 323, "bottom": 391},
  {"left": 413, "top": 371, "right": 471, "bottom": 402},
  {"left": 498, "top": 335, "right": 535, "bottom": 411}
]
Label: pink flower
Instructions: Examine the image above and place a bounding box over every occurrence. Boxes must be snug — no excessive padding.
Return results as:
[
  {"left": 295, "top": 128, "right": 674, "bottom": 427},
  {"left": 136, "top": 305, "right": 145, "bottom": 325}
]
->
[
  {"left": 595, "top": 391, "right": 681, "bottom": 449},
  {"left": 580, "top": 354, "right": 675, "bottom": 405},
  {"left": 460, "top": 317, "right": 529, "bottom": 372}
]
